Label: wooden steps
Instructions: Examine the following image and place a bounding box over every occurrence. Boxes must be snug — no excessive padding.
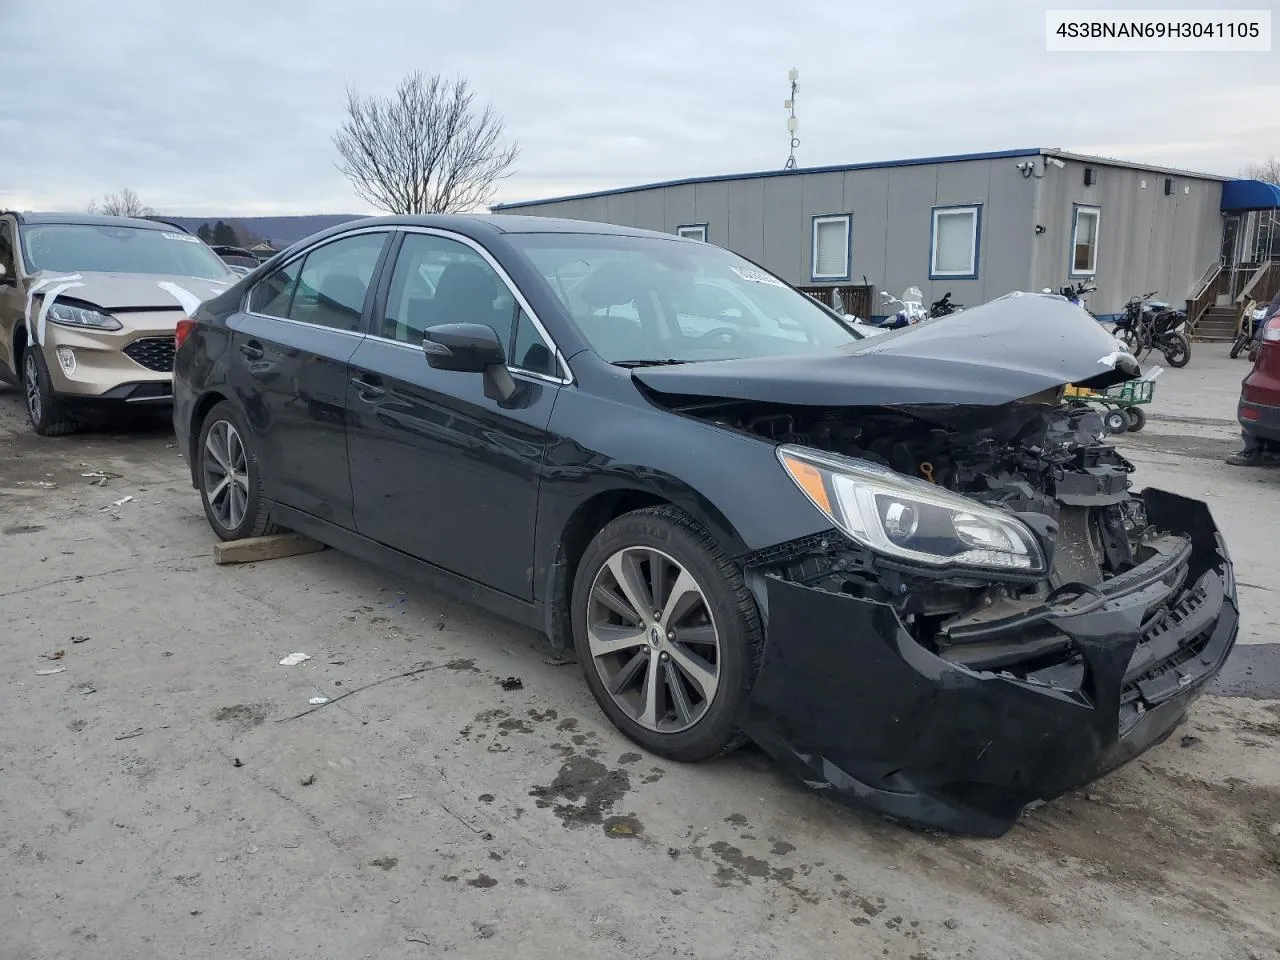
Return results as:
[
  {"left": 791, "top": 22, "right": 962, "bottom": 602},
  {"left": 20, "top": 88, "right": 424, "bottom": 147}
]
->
[{"left": 1192, "top": 306, "right": 1240, "bottom": 342}]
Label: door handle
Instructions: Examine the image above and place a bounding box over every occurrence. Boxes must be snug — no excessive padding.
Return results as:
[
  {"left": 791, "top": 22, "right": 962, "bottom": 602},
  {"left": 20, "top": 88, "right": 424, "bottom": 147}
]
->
[
  {"left": 351, "top": 375, "right": 387, "bottom": 400},
  {"left": 240, "top": 342, "right": 264, "bottom": 360}
]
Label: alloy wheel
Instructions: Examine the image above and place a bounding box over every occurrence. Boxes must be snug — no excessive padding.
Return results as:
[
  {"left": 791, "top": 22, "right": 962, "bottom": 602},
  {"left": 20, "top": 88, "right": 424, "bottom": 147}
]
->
[
  {"left": 202, "top": 420, "right": 250, "bottom": 531},
  {"left": 586, "top": 546, "right": 721, "bottom": 734},
  {"left": 23, "top": 352, "right": 40, "bottom": 423}
]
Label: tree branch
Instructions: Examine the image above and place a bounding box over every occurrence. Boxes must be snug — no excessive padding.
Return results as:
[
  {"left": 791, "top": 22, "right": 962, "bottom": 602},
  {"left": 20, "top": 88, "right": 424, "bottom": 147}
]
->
[{"left": 333, "top": 72, "right": 519, "bottom": 215}]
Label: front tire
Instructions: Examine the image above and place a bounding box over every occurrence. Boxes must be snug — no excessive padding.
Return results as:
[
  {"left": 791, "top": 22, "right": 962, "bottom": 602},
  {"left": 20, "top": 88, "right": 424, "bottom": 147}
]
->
[
  {"left": 1230, "top": 330, "right": 1249, "bottom": 359},
  {"left": 22, "top": 346, "right": 77, "bottom": 437},
  {"left": 571, "top": 506, "right": 762, "bottom": 763},
  {"left": 1105, "top": 409, "right": 1129, "bottom": 434},
  {"left": 196, "top": 401, "right": 280, "bottom": 541}
]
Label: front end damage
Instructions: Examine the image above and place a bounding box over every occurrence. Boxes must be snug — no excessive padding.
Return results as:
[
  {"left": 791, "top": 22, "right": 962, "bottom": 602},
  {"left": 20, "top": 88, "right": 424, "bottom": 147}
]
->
[{"left": 712, "top": 399, "right": 1235, "bottom": 836}]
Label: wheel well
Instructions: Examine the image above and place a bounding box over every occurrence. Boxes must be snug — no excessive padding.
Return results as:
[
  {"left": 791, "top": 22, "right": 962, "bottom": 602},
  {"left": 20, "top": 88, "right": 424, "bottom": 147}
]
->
[
  {"left": 12, "top": 325, "right": 27, "bottom": 369},
  {"left": 189, "top": 391, "right": 228, "bottom": 466},
  {"left": 543, "top": 489, "right": 673, "bottom": 650}
]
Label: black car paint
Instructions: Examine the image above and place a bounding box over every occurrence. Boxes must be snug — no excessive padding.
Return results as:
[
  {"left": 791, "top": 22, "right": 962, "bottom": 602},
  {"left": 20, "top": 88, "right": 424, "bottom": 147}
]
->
[
  {"left": 632, "top": 292, "right": 1139, "bottom": 407},
  {"left": 172, "top": 215, "right": 1236, "bottom": 836},
  {"left": 744, "top": 490, "right": 1235, "bottom": 835},
  {"left": 344, "top": 334, "right": 559, "bottom": 599}
]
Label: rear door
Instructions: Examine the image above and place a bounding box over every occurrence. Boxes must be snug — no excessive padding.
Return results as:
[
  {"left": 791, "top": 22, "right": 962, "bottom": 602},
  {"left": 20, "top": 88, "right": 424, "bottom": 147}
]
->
[
  {"left": 345, "top": 228, "right": 567, "bottom": 599},
  {"left": 229, "top": 229, "right": 392, "bottom": 528}
]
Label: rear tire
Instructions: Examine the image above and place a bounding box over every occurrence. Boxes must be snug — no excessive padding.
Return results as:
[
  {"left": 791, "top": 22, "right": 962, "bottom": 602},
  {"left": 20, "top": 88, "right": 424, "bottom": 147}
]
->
[
  {"left": 1105, "top": 409, "right": 1129, "bottom": 435},
  {"left": 196, "top": 400, "right": 280, "bottom": 541},
  {"left": 571, "top": 506, "right": 762, "bottom": 763},
  {"left": 22, "top": 346, "right": 78, "bottom": 437},
  {"left": 1163, "top": 334, "right": 1190, "bottom": 368},
  {"left": 1126, "top": 406, "right": 1146, "bottom": 432}
]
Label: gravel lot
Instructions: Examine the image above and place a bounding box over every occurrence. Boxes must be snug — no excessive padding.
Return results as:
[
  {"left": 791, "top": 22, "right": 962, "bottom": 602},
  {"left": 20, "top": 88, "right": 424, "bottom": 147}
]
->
[{"left": 2, "top": 347, "right": 1278, "bottom": 960}]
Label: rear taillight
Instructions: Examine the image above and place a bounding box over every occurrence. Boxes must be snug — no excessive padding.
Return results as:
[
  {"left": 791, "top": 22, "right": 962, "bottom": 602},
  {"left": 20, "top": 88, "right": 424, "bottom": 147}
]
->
[{"left": 174, "top": 317, "right": 196, "bottom": 349}]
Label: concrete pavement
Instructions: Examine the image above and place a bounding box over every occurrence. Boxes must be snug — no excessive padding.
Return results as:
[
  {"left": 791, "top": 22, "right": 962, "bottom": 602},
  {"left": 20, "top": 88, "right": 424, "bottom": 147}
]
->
[{"left": 1, "top": 346, "right": 1278, "bottom": 960}]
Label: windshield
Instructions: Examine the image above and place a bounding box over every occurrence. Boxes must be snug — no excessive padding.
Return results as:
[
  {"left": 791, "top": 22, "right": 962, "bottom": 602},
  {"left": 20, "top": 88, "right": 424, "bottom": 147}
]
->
[
  {"left": 22, "top": 224, "right": 234, "bottom": 280},
  {"left": 510, "top": 234, "right": 860, "bottom": 364}
]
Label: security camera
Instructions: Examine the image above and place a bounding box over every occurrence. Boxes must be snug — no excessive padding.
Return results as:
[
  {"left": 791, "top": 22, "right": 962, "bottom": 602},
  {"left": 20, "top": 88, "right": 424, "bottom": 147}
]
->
[{"left": 1046, "top": 156, "right": 1066, "bottom": 169}]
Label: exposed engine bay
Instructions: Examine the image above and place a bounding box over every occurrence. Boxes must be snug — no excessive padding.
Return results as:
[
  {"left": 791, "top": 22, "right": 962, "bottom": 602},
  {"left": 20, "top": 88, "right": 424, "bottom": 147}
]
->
[{"left": 671, "top": 395, "right": 1193, "bottom": 675}]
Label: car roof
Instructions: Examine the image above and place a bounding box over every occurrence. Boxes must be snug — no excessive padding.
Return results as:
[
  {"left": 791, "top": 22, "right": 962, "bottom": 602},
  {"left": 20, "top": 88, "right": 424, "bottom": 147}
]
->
[{"left": 6, "top": 212, "right": 175, "bottom": 230}]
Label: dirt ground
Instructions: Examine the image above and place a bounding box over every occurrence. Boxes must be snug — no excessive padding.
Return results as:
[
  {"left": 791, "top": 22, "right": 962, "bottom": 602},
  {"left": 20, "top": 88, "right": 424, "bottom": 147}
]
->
[{"left": 2, "top": 348, "right": 1279, "bottom": 960}]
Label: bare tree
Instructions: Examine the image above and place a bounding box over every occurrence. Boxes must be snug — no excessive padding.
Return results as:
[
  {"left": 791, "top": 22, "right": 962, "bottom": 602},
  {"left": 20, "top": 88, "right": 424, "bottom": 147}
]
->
[
  {"left": 1242, "top": 156, "right": 1280, "bottom": 185},
  {"left": 333, "top": 72, "right": 520, "bottom": 214},
  {"left": 95, "top": 188, "right": 155, "bottom": 218}
]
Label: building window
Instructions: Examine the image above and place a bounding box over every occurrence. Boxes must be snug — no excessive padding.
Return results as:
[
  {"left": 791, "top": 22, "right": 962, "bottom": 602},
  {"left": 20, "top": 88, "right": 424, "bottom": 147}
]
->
[
  {"left": 930, "top": 205, "right": 981, "bottom": 279},
  {"left": 811, "top": 214, "right": 851, "bottom": 281},
  {"left": 1071, "top": 205, "right": 1100, "bottom": 276},
  {"left": 676, "top": 224, "right": 707, "bottom": 242}
]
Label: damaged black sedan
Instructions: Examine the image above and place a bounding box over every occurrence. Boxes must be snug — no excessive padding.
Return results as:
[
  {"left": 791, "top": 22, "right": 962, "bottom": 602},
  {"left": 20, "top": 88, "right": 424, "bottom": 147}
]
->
[{"left": 173, "top": 215, "right": 1237, "bottom": 836}]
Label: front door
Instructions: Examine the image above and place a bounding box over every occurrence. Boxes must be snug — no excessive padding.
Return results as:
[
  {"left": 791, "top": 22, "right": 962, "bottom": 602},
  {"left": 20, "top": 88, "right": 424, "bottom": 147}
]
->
[
  {"left": 346, "top": 230, "right": 565, "bottom": 600},
  {"left": 0, "top": 217, "right": 24, "bottom": 380},
  {"left": 227, "top": 230, "right": 392, "bottom": 528}
]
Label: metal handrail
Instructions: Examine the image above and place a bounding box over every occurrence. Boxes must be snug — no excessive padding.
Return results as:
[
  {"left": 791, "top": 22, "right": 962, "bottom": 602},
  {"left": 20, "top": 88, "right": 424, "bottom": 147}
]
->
[{"left": 1188, "top": 261, "right": 1222, "bottom": 300}]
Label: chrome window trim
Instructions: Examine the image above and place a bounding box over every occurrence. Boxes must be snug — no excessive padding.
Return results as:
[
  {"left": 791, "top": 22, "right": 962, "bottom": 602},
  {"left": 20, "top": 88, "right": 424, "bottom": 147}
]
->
[
  {"left": 240, "top": 224, "right": 574, "bottom": 386},
  {"left": 362, "top": 332, "right": 569, "bottom": 386},
  {"left": 239, "top": 311, "right": 368, "bottom": 339},
  {"left": 241, "top": 226, "right": 394, "bottom": 324},
  {"left": 395, "top": 226, "right": 574, "bottom": 384}
]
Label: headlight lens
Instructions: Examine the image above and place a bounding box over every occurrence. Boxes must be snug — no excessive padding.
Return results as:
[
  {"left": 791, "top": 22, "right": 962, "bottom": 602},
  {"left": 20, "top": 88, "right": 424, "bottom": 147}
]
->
[
  {"left": 47, "top": 303, "right": 122, "bottom": 331},
  {"left": 777, "top": 444, "right": 1046, "bottom": 573}
]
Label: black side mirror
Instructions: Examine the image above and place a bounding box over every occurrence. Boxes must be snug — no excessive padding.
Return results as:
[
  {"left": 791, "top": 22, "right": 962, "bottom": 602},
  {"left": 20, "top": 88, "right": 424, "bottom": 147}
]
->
[{"left": 422, "top": 322, "right": 518, "bottom": 404}]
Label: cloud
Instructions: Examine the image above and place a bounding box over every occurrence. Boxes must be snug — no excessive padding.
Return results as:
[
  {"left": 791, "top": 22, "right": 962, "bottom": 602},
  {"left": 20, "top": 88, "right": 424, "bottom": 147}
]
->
[{"left": 1, "top": 0, "right": 1276, "bottom": 215}]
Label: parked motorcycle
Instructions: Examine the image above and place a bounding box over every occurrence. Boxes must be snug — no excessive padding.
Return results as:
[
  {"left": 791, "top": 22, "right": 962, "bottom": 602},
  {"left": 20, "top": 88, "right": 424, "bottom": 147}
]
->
[
  {"left": 1230, "top": 298, "right": 1267, "bottom": 359},
  {"left": 878, "top": 287, "right": 929, "bottom": 328},
  {"left": 1060, "top": 279, "right": 1097, "bottom": 316},
  {"left": 1041, "top": 279, "right": 1097, "bottom": 316},
  {"left": 1114, "top": 290, "right": 1190, "bottom": 368},
  {"left": 929, "top": 291, "right": 963, "bottom": 318}
]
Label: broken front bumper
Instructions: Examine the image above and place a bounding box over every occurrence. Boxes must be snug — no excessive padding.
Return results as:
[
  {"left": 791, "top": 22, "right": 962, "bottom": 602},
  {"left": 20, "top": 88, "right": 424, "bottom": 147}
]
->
[{"left": 740, "top": 489, "right": 1238, "bottom": 837}]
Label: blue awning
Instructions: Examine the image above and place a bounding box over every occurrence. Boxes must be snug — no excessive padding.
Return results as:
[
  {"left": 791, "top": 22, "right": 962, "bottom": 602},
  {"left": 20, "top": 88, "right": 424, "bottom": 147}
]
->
[{"left": 1222, "top": 179, "right": 1280, "bottom": 212}]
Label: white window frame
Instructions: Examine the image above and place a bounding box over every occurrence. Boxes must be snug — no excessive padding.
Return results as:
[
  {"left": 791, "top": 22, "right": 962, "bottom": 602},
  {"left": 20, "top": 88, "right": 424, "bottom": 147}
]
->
[
  {"left": 676, "top": 223, "right": 708, "bottom": 242},
  {"left": 1070, "top": 205, "right": 1101, "bottom": 277},
  {"left": 929, "top": 205, "right": 981, "bottom": 280},
  {"left": 811, "top": 213, "right": 851, "bottom": 281}
]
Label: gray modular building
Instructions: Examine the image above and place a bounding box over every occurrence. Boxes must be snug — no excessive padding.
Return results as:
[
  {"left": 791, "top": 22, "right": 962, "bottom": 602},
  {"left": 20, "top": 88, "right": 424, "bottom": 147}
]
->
[{"left": 494, "top": 148, "right": 1280, "bottom": 325}]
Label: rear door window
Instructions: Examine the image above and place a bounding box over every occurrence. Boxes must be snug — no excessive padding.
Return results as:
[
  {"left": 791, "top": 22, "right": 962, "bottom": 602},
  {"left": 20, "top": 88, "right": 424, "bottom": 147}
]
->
[
  {"left": 248, "top": 259, "right": 302, "bottom": 318},
  {"left": 288, "top": 233, "right": 389, "bottom": 332}
]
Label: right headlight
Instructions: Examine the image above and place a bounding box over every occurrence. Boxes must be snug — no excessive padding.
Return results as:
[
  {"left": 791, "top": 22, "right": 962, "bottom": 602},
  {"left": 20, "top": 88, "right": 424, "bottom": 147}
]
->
[
  {"left": 47, "top": 303, "right": 122, "bottom": 331},
  {"left": 777, "top": 444, "right": 1046, "bottom": 574}
]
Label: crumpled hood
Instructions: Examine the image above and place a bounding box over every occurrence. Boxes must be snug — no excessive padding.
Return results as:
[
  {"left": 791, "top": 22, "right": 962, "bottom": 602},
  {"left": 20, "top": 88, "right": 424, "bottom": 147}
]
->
[
  {"left": 33, "top": 270, "right": 235, "bottom": 312},
  {"left": 633, "top": 292, "right": 1141, "bottom": 407}
]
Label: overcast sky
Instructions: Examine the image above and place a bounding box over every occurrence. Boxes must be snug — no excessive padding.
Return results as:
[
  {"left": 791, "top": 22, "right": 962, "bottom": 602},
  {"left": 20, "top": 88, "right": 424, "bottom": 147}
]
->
[{"left": 1, "top": 0, "right": 1275, "bottom": 216}]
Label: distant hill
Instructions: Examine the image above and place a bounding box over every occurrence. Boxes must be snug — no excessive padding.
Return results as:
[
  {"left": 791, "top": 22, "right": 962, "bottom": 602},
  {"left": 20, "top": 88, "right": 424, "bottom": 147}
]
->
[{"left": 159, "top": 214, "right": 368, "bottom": 249}]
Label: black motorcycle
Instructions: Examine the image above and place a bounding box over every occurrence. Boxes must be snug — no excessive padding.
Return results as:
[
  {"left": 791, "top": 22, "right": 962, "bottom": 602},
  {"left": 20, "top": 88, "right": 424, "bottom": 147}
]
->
[
  {"left": 1114, "top": 290, "right": 1190, "bottom": 368},
  {"left": 929, "top": 291, "right": 962, "bottom": 318}
]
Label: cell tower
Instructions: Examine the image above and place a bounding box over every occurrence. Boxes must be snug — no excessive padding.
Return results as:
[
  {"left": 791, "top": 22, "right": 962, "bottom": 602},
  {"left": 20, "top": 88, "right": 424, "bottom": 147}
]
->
[{"left": 784, "top": 68, "right": 799, "bottom": 170}]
